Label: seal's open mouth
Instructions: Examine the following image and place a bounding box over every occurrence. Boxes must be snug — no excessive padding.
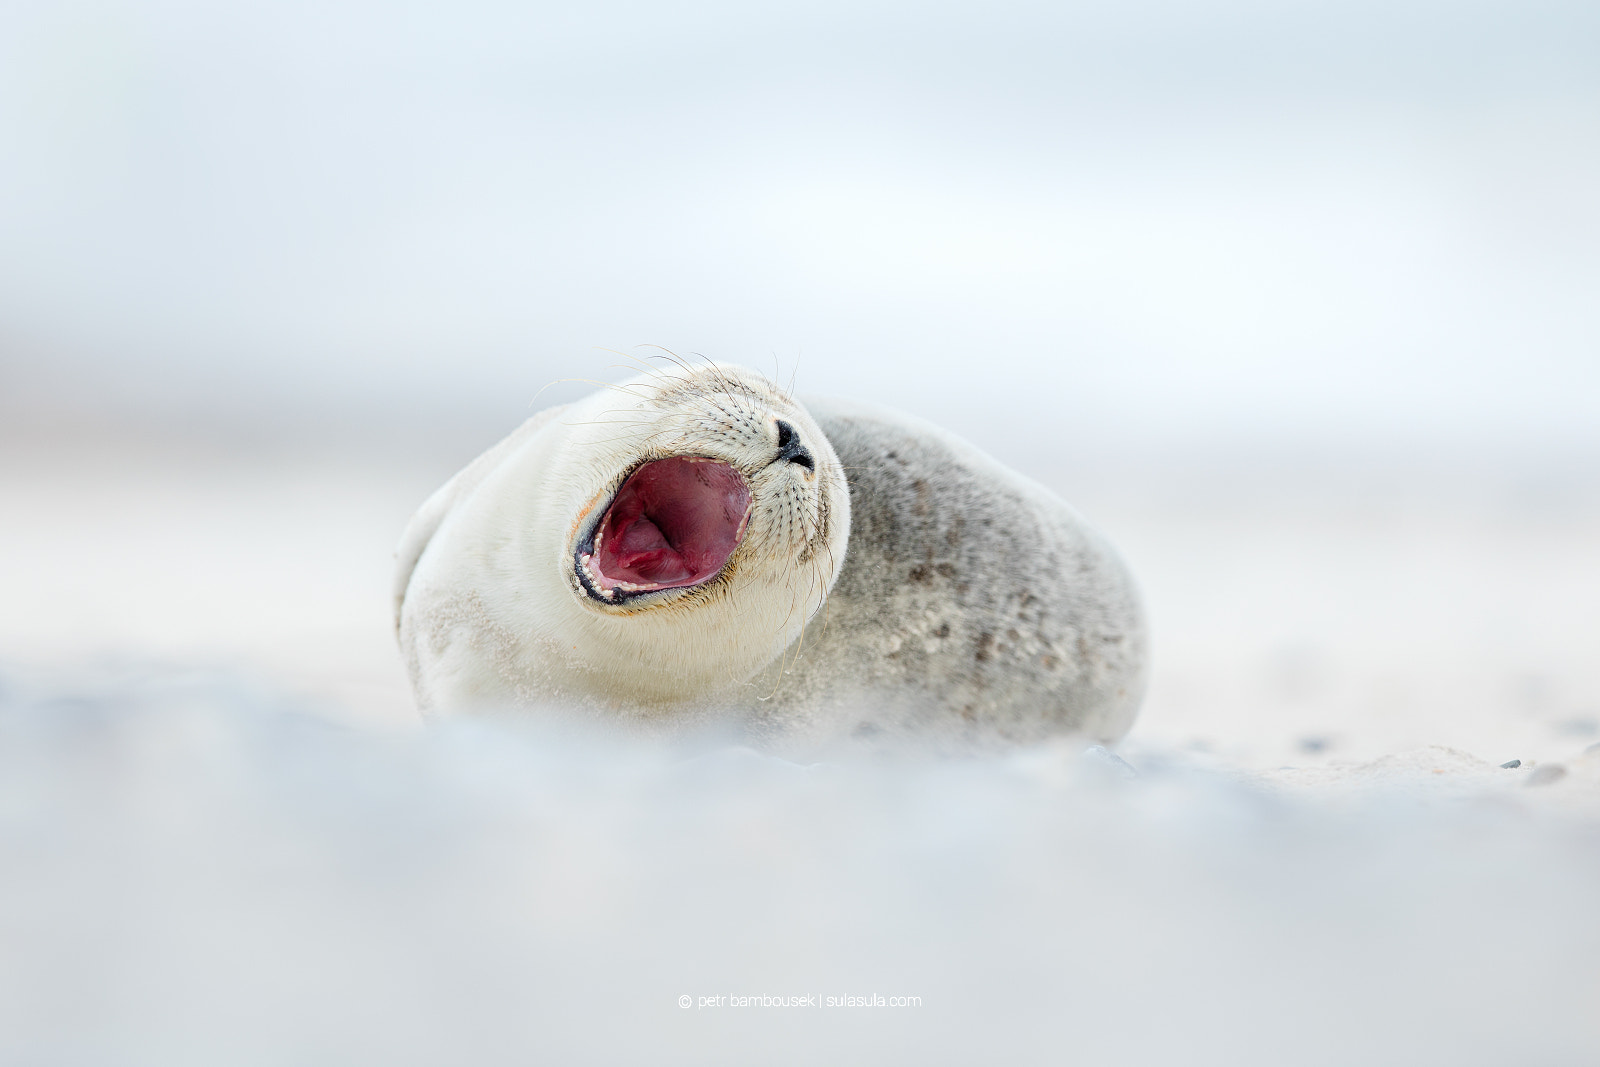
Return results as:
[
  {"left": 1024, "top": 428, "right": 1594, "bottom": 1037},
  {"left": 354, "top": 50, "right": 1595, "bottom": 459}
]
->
[{"left": 576, "top": 457, "right": 751, "bottom": 602}]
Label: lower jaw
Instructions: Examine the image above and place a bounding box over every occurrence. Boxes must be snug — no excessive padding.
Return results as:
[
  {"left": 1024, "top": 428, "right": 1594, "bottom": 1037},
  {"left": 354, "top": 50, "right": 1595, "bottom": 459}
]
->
[{"left": 573, "top": 550, "right": 719, "bottom": 605}]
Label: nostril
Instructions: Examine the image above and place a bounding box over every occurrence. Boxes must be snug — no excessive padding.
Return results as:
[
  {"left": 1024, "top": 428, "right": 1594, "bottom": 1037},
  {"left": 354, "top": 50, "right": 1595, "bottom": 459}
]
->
[{"left": 772, "top": 419, "right": 815, "bottom": 471}]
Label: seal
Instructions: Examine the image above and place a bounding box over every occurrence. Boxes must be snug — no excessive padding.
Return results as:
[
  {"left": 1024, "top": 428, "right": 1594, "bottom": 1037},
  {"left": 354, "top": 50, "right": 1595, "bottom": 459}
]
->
[{"left": 395, "top": 363, "right": 1146, "bottom": 749}]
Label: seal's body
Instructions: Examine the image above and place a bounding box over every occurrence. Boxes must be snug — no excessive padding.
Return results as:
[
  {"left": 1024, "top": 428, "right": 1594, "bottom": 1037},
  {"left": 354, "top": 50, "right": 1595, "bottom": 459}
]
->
[
  {"left": 748, "top": 396, "right": 1146, "bottom": 748},
  {"left": 395, "top": 365, "right": 1146, "bottom": 749}
]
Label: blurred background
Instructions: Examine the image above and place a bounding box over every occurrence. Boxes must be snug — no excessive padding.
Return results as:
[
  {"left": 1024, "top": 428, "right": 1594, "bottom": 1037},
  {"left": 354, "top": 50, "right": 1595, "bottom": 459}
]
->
[{"left": 2, "top": 0, "right": 1598, "bottom": 765}]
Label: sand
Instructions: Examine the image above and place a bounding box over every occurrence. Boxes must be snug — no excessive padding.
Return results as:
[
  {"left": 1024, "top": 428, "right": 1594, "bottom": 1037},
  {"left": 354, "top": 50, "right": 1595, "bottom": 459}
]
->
[{"left": 1, "top": 431, "right": 1597, "bottom": 1063}]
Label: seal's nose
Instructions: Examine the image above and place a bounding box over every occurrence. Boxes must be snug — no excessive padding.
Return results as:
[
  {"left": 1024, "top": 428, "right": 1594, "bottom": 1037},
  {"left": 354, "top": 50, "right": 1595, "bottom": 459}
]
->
[{"left": 773, "top": 419, "right": 815, "bottom": 471}]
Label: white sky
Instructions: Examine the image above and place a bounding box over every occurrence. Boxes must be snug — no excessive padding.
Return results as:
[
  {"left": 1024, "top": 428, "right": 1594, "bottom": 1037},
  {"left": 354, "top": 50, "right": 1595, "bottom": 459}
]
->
[{"left": 2, "top": 0, "right": 1597, "bottom": 454}]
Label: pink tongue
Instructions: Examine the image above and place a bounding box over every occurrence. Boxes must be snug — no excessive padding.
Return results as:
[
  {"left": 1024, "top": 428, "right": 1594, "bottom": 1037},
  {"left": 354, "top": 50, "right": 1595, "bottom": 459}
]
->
[{"left": 608, "top": 513, "right": 691, "bottom": 583}]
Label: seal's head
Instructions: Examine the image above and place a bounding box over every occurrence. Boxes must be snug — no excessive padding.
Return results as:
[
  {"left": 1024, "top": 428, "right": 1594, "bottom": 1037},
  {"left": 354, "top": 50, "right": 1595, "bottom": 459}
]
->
[{"left": 543, "top": 363, "right": 850, "bottom": 703}]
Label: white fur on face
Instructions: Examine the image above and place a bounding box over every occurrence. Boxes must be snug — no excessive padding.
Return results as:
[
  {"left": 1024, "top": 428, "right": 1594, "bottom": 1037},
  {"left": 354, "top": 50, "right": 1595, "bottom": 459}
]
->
[
  {"left": 564, "top": 365, "right": 840, "bottom": 598},
  {"left": 397, "top": 363, "right": 851, "bottom": 715}
]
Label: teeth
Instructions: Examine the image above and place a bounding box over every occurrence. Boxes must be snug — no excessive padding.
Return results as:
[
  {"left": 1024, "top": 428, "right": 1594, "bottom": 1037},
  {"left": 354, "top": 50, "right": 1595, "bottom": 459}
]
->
[
  {"left": 577, "top": 550, "right": 679, "bottom": 599},
  {"left": 578, "top": 552, "right": 618, "bottom": 599}
]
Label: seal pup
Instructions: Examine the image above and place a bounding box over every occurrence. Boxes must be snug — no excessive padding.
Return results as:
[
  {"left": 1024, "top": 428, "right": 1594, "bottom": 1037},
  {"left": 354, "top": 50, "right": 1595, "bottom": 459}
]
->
[{"left": 395, "top": 363, "right": 1146, "bottom": 749}]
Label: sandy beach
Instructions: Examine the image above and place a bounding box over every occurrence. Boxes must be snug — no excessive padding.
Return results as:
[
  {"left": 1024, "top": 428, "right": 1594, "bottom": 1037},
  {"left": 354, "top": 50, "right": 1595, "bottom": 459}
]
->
[
  {"left": 1, "top": 427, "right": 1596, "bottom": 1063},
  {"left": 7, "top": 428, "right": 1596, "bottom": 775}
]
